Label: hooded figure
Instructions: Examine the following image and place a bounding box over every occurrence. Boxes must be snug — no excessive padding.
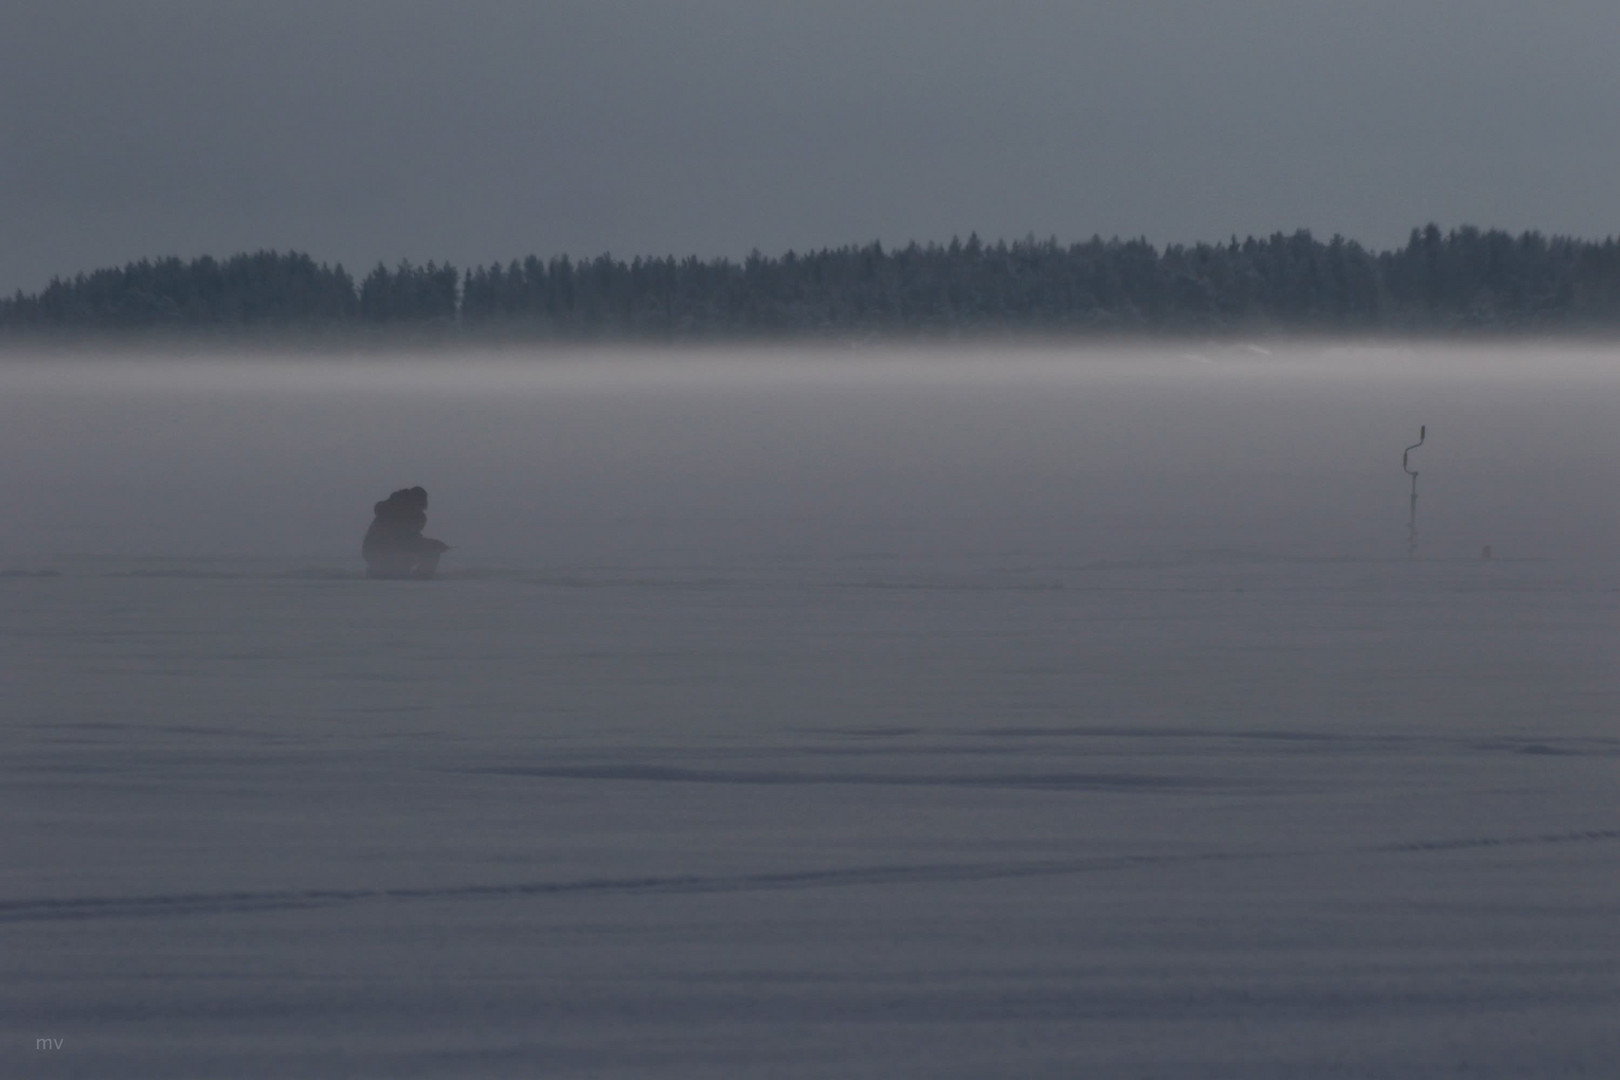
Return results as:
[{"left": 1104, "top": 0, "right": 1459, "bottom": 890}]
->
[{"left": 362, "top": 487, "right": 449, "bottom": 579}]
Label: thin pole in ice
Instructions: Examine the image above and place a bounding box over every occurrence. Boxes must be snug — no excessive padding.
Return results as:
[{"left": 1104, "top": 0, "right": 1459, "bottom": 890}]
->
[{"left": 1403, "top": 425, "right": 1426, "bottom": 558}]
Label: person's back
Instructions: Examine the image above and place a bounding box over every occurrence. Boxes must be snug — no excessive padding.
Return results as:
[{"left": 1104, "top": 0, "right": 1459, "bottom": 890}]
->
[{"left": 362, "top": 487, "right": 449, "bottom": 579}]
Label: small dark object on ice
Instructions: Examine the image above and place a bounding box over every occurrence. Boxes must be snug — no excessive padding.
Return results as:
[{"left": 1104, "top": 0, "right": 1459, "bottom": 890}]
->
[{"left": 362, "top": 487, "right": 450, "bottom": 580}]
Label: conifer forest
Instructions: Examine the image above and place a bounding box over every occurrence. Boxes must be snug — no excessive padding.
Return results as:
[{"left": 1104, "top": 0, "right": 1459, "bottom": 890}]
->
[{"left": 7, "top": 225, "right": 1620, "bottom": 340}]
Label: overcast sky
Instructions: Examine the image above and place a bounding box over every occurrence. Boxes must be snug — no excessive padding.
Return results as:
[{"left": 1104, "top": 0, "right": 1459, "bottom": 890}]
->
[{"left": 3, "top": 0, "right": 1618, "bottom": 293}]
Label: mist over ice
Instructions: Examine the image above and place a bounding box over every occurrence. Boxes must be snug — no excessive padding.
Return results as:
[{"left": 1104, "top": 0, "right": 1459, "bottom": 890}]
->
[{"left": 2, "top": 343, "right": 1616, "bottom": 568}]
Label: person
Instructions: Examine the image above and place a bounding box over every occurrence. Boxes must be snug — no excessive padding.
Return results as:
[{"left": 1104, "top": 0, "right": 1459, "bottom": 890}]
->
[{"left": 362, "top": 487, "right": 449, "bottom": 579}]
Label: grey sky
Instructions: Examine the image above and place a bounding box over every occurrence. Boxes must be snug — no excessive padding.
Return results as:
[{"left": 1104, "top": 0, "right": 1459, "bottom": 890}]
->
[{"left": 3, "top": 0, "right": 1618, "bottom": 294}]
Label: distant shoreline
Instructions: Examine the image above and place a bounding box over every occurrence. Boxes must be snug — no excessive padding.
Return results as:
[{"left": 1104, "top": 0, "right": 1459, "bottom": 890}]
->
[
  {"left": 7, "top": 226, "right": 1620, "bottom": 345},
  {"left": 8, "top": 328, "right": 1620, "bottom": 359},
  {"left": 7, "top": 335, "right": 1620, "bottom": 370}
]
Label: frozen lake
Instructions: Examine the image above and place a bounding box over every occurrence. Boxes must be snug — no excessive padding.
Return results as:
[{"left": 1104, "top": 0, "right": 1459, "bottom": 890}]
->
[{"left": 3, "top": 344, "right": 1618, "bottom": 1077}]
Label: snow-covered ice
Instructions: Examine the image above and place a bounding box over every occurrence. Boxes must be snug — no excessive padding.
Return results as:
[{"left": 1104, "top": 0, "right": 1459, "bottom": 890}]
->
[{"left": 2, "top": 345, "right": 1617, "bottom": 1077}]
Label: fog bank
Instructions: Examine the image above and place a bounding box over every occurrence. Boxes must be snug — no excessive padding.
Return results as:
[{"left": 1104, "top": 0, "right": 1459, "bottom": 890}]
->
[{"left": 3, "top": 343, "right": 1616, "bottom": 567}]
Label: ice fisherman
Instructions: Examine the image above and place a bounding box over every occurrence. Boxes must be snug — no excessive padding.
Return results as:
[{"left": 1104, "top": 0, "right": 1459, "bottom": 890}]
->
[{"left": 362, "top": 486, "right": 450, "bottom": 579}]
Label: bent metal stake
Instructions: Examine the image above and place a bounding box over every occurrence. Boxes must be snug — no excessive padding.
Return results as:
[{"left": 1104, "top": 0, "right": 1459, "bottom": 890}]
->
[{"left": 1403, "top": 425, "right": 1426, "bottom": 558}]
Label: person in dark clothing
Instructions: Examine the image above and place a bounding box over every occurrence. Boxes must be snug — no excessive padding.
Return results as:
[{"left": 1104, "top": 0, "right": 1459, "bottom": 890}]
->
[{"left": 362, "top": 486, "right": 449, "bottom": 579}]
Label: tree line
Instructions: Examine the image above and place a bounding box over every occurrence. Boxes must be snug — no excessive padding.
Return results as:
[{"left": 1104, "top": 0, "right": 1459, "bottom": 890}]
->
[{"left": 6, "top": 225, "right": 1620, "bottom": 339}]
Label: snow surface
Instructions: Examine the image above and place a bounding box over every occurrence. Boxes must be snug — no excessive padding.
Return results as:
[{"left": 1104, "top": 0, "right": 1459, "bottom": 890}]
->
[{"left": 3, "top": 345, "right": 1618, "bottom": 1077}]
